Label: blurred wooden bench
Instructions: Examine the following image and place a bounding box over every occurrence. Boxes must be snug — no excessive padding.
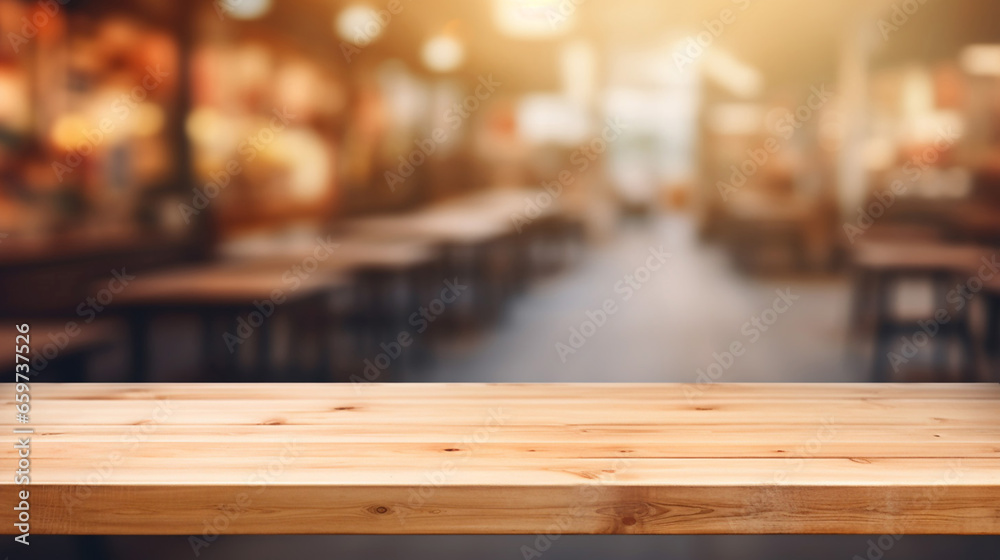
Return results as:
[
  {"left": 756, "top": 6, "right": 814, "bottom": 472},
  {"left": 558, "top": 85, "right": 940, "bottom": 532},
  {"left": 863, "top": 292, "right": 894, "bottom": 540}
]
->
[{"left": 3, "top": 383, "right": 999, "bottom": 535}]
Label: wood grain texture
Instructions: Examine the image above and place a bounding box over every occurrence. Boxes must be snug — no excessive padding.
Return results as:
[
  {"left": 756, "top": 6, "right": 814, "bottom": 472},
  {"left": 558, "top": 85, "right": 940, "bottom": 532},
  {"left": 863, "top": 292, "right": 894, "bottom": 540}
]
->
[{"left": 2, "top": 383, "right": 999, "bottom": 535}]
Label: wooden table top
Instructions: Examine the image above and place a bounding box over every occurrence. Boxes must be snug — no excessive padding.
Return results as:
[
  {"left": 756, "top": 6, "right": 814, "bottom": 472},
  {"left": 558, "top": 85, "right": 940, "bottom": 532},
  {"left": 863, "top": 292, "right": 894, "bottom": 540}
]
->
[
  {"left": 219, "top": 237, "right": 439, "bottom": 272},
  {"left": 3, "top": 383, "right": 999, "bottom": 535},
  {"left": 110, "top": 235, "right": 437, "bottom": 308},
  {"left": 853, "top": 241, "right": 995, "bottom": 274},
  {"left": 347, "top": 187, "right": 559, "bottom": 244},
  {"left": 112, "top": 261, "right": 350, "bottom": 307}
]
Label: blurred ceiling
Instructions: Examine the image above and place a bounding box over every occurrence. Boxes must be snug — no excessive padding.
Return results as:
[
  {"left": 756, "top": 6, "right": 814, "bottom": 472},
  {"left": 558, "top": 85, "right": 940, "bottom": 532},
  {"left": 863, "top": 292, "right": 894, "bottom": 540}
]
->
[{"left": 110, "top": 0, "right": 1000, "bottom": 92}]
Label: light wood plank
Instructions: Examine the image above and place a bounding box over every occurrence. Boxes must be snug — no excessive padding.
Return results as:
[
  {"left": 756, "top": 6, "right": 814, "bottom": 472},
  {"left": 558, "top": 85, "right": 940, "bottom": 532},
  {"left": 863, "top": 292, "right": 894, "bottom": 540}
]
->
[{"left": 1, "top": 383, "right": 998, "bottom": 535}]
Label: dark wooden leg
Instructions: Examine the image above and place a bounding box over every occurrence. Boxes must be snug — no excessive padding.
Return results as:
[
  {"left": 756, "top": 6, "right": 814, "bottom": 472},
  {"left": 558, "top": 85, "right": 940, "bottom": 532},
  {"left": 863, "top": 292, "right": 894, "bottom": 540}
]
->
[
  {"left": 957, "top": 316, "right": 979, "bottom": 382},
  {"left": 985, "top": 294, "right": 1000, "bottom": 358},
  {"left": 298, "top": 293, "right": 333, "bottom": 382},
  {"left": 60, "top": 352, "right": 89, "bottom": 383},
  {"left": 932, "top": 273, "right": 950, "bottom": 375},
  {"left": 75, "top": 535, "right": 114, "bottom": 560},
  {"left": 225, "top": 312, "right": 242, "bottom": 381},
  {"left": 848, "top": 268, "right": 872, "bottom": 342},
  {"left": 200, "top": 311, "right": 216, "bottom": 379},
  {"left": 391, "top": 270, "right": 415, "bottom": 379},
  {"left": 316, "top": 299, "right": 333, "bottom": 381},
  {"left": 289, "top": 303, "right": 308, "bottom": 381},
  {"left": 871, "top": 272, "right": 894, "bottom": 382},
  {"left": 127, "top": 311, "right": 149, "bottom": 382},
  {"left": 945, "top": 272, "right": 978, "bottom": 382},
  {"left": 255, "top": 310, "right": 272, "bottom": 381}
]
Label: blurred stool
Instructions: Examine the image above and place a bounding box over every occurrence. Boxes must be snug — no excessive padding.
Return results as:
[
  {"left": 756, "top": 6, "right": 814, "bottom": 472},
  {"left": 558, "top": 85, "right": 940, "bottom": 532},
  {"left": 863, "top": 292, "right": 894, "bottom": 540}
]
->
[{"left": 851, "top": 241, "right": 985, "bottom": 382}]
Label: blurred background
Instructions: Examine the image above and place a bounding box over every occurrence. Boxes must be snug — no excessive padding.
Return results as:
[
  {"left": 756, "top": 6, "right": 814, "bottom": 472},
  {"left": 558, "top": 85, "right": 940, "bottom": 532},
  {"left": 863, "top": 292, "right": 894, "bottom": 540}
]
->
[{"left": 2, "top": 0, "right": 1000, "bottom": 558}]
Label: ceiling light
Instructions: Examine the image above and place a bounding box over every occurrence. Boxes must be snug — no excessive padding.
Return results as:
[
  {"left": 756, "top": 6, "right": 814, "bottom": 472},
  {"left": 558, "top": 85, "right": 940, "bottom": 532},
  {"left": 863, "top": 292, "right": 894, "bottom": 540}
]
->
[
  {"left": 336, "top": 5, "right": 382, "bottom": 45},
  {"left": 223, "top": 0, "right": 272, "bottom": 21},
  {"left": 421, "top": 35, "right": 464, "bottom": 73},
  {"left": 492, "top": 0, "right": 572, "bottom": 39}
]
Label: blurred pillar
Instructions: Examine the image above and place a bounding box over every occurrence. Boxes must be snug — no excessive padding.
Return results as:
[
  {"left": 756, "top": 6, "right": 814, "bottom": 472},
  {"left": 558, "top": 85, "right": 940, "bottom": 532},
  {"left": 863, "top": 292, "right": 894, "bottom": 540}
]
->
[
  {"left": 836, "top": 15, "right": 876, "bottom": 214},
  {"left": 169, "top": 0, "right": 212, "bottom": 253}
]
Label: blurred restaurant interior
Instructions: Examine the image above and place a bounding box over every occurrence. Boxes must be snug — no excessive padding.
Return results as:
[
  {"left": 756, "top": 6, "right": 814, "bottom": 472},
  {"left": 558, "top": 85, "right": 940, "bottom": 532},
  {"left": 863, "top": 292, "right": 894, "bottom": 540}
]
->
[{"left": 2, "top": 0, "right": 1000, "bottom": 557}]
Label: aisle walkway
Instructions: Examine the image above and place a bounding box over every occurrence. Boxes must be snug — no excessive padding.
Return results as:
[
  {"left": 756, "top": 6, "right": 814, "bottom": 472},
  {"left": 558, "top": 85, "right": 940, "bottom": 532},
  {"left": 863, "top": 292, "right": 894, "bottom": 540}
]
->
[{"left": 424, "top": 214, "right": 858, "bottom": 384}]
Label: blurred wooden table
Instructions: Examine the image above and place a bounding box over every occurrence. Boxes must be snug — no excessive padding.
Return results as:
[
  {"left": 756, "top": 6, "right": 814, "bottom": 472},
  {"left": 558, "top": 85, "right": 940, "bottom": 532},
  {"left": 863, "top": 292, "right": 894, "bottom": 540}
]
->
[
  {"left": 345, "top": 188, "right": 564, "bottom": 326},
  {"left": 345, "top": 188, "right": 558, "bottom": 245},
  {"left": 850, "top": 241, "right": 993, "bottom": 381},
  {"left": 110, "top": 261, "right": 351, "bottom": 382},
  {"left": 723, "top": 192, "right": 835, "bottom": 272},
  {"left": 4, "top": 383, "right": 999, "bottom": 535},
  {"left": 218, "top": 237, "right": 443, "bottom": 379}
]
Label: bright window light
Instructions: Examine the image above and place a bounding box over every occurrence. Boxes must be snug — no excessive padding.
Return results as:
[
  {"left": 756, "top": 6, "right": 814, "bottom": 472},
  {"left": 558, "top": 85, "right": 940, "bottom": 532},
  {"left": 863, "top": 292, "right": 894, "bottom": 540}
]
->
[{"left": 960, "top": 44, "right": 1000, "bottom": 77}]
